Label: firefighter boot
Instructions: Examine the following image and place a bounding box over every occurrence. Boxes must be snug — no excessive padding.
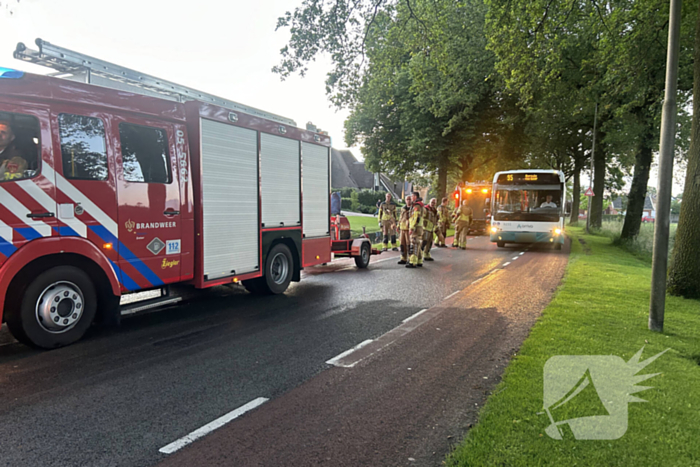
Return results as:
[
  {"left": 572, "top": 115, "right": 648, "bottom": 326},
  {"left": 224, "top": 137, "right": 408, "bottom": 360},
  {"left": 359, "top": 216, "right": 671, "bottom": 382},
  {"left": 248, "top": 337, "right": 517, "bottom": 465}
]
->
[
  {"left": 398, "top": 240, "right": 408, "bottom": 264},
  {"left": 391, "top": 234, "right": 398, "bottom": 251}
]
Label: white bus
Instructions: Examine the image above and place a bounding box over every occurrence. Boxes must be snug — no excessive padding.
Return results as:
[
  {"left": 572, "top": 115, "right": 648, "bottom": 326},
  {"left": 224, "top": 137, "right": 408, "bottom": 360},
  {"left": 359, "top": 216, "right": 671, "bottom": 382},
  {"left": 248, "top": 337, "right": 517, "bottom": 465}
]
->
[{"left": 489, "top": 170, "right": 566, "bottom": 250}]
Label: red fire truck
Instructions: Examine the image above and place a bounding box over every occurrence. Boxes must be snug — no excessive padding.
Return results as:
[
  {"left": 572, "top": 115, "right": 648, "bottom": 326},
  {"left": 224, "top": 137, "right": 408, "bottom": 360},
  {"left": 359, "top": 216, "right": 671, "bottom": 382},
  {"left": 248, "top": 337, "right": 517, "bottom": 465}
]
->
[
  {"left": 452, "top": 181, "right": 493, "bottom": 234},
  {"left": 0, "top": 39, "right": 374, "bottom": 349}
]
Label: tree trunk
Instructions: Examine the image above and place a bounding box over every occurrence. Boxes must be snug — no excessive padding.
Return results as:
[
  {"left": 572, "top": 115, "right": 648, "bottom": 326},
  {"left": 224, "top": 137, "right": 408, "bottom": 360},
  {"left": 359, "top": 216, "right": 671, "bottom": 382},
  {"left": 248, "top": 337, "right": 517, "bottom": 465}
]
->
[
  {"left": 620, "top": 127, "right": 654, "bottom": 240},
  {"left": 460, "top": 154, "right": 473, "bottom": 182},
  {"left": 668, "top": 2, "right": 700, "bottom": 299},
  {"left": 436, "top": 152, "right": 448, "bottom": 200},
  {"left": 570, "top": 160, "right": 581, "bottom": 225},
  {"left": 589, "top": 129, "right": 606, "bottom": 229}
]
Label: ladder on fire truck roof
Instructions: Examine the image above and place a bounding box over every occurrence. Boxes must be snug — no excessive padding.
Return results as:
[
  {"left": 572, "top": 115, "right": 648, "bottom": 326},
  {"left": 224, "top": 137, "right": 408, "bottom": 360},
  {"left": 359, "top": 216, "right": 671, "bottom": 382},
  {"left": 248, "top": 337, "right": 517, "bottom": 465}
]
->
[{"left": 13, "top": 38, "right": 297, "bottom": 127}]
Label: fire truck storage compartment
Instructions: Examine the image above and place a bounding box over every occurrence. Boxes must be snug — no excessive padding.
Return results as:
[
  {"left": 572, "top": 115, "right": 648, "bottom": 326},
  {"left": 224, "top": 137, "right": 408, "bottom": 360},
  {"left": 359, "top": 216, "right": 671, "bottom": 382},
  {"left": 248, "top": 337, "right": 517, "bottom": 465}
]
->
[
  {"left": 301, "top": 142, "right": 330, "bottom": 238},
  {"left": 200, "top": 118, "right": 260, "bottom": 280},
  {"left": 260, "top": 133, "right": 300, "bottom": 228}
]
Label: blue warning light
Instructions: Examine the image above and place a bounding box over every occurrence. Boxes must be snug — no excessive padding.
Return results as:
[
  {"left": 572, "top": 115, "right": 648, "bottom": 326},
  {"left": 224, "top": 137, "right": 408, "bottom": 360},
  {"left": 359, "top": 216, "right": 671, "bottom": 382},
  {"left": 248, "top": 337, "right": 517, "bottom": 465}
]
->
[{"left": 0, "top": 67, "right": 24, "bottom": 79}]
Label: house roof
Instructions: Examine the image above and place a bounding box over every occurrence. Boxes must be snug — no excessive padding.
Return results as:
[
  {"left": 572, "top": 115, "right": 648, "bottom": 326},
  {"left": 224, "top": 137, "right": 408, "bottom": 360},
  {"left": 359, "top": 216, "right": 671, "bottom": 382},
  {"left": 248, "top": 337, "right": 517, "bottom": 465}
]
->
[
  {"left": 330, "top": 148, "right": 357, "bottom": 189},
  {"left": 644, "top": 194, "right": 656, "bottom": 211},
  {"left": 330, "top": 148, "right": 404, "bottom": 199}
]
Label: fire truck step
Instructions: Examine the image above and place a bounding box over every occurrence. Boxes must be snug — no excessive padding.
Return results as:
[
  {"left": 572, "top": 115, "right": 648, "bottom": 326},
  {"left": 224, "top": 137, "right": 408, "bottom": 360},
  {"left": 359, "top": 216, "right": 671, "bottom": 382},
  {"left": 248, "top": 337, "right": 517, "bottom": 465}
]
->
[{"left": 120, "top": 296, "right": 182, "bottom": 317}]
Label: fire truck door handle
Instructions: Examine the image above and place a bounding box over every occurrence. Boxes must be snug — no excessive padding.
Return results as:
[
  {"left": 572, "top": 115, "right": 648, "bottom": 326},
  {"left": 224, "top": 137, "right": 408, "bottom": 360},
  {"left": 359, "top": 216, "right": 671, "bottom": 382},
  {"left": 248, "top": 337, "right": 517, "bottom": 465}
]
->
[
  {"left": 164, "top": 210, "right": 180, "bottom": 216},
  {"left": 27, "top": 212, "right": 55, "bottom": 219}
]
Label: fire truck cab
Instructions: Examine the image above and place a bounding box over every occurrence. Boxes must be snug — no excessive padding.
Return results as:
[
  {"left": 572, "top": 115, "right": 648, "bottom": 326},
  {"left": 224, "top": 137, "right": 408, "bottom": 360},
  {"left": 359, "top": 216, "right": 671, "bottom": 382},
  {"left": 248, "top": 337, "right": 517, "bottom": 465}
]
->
[{"left": 0, "top": 40, "right": 335, "bottom": 348}]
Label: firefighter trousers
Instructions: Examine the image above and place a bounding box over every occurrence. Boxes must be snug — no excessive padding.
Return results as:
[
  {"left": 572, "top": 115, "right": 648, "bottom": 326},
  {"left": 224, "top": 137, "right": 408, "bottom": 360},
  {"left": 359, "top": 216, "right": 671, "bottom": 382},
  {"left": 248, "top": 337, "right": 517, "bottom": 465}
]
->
[
  {"left": 399, "top": 229, "right": 410, "bottom": 261},
  {"left": 423, "top": 231, "right": 434, "bottom": 259},
  {"left": 455, "top": 222, "right": 470, "bottom": 249},
  {"left": 381, "top": 220, "right": 397, "bottom": 248},
  {"left": 410, "top": 233, "right": 424, "bottom": 266},
  {"left": 435, "top": 223, "right": 447, "bottom": 246}
]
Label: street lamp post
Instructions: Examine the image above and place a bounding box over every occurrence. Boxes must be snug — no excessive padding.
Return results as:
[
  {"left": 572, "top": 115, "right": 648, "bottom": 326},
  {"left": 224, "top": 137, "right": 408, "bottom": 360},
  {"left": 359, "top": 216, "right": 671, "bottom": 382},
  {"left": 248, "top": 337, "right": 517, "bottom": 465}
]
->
[{"left": 649, "top": 0, "right": 682, "bottom": 332}]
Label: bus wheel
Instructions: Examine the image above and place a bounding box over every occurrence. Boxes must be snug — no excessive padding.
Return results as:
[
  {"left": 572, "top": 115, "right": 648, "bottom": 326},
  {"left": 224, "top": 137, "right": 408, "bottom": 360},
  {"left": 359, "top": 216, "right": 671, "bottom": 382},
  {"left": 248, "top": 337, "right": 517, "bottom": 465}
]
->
[
  {"left": 6, "top": 266, "right": 97, "bottom": 349},
  {"left": 258, "top": 243, "right": 294, "bottom": 295},
  {"left": 354, "top": 242, "right": 371, "bottom": 268},
  {"left": 496, "top": 241, "right": 505, "bottom": 248}
]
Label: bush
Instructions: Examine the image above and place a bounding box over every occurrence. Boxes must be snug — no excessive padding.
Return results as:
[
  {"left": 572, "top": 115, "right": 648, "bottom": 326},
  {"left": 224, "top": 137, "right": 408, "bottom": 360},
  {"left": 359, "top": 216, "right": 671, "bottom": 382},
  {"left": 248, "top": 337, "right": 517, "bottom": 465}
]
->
[
  {"left": 357, "top": 189, "right": 385, "bottom": 207},
  {"left": 357, "top": 205, "right": 377, "bottom": 214},
  {"left": 339, "top": 187, "right": 356, "bottom": 198},
  {"left": 350, "top": 191, "right": 361, "bottom": 212},
  {"left": 341, "top": 198, "right": 352, "bottom": 210}
]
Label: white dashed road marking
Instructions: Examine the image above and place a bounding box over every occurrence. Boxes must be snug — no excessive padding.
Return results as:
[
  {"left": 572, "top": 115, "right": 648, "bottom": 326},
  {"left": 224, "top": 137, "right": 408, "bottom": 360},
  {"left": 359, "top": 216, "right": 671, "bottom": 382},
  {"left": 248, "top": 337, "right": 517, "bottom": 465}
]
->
[
  {"left": 326, "top": 339, "right": 374, "bottom": 367},
  {"left": 402, "top": 309, "right": 428, "bottom": 323},
  {"left": 443, "top": 291, "right": 459, "bottom": 300},
  {"left": 159, "top": 397, "right": 269, "bottom": 454}
]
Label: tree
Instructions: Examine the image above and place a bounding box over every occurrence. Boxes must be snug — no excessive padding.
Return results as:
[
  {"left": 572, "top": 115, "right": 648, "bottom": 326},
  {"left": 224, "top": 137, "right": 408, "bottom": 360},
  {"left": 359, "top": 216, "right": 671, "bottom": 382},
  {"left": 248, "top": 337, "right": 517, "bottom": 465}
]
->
[
  {"left": 276, "top": 0, "right": 526, "bottom": 200},
  {"left": 600, "top": 0, "right": 695, "bottom": 240},
  {"left": 668, "top": 0, "right": 700, "bottom": 299},
  {"left": 485, "top": 0, "right": 613, "bottom": 228}
]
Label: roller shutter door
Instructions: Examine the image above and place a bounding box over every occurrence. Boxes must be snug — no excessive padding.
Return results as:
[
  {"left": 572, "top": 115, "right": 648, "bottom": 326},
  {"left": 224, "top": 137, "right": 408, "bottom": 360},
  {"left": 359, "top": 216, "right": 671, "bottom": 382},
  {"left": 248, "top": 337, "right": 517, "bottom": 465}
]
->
[
  {"left": 302, "top": 142, "right": 330, "bottom": 238},
  {"left": 260, "top": 133, "right": 300, "bottom": 227},
  {"left": 200, "top": 119, "right": 259, "bottom": 279}
]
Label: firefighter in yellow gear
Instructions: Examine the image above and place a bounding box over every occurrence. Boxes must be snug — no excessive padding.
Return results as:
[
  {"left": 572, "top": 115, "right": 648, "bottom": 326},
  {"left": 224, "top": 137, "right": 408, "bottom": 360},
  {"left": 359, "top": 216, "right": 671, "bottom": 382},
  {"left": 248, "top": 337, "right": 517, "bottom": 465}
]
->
[
  {"left": 422, "top": 198, "right": 438, "bottom": 261},
  {"left": 407, "top": 192, "right": 425, "bottom": 268},
  {"left": 377, "top": 193, "right": 399, "bottom": 251},
  {"left": 397, "top": 195, "right": 413, "bottom": 265},
  {"left": 435, "top": 197, "right": 450, "bottom": 247},
  {"left": 452, "top": 200, "right": 473, "bottom": 249}
]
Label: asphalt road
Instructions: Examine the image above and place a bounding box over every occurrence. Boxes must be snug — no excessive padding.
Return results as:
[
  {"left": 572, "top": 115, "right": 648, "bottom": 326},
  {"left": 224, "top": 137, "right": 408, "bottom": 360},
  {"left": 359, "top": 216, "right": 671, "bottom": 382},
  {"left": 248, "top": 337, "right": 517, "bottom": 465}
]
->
[{"left": 0, "top": 236, "right": 568, "bottom": 467}]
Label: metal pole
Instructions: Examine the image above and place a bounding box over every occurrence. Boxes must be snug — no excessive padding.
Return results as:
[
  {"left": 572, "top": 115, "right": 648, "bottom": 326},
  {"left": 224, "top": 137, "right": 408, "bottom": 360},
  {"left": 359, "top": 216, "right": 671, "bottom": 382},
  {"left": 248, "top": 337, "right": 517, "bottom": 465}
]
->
[
  {"left": 650, "top": 0, "right": 682, "bottom": 332},
  {"left": 586, "top": 103, "right": 597, "bottom": 233}
]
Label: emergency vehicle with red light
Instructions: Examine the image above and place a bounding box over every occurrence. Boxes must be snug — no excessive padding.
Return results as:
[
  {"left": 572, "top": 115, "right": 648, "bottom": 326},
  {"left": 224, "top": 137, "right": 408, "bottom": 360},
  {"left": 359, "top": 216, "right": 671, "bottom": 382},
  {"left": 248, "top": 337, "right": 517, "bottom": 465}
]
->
[
  {"left": 452, "top": 181, "right": 492, "bottom": 234},
  {"left": 0, "top": 39, "right": 375, "bottom": 349}
]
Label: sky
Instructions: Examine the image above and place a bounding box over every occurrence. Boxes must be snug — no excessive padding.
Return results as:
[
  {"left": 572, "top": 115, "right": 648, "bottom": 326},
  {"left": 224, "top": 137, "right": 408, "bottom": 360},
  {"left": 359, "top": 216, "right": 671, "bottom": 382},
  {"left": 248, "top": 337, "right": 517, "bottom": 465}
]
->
[
  {"left": 0, "top": 0, "right": 355, "bottom": 151},
  {"left": 0, "top": 0, "right": 688, "bottom": 196}
]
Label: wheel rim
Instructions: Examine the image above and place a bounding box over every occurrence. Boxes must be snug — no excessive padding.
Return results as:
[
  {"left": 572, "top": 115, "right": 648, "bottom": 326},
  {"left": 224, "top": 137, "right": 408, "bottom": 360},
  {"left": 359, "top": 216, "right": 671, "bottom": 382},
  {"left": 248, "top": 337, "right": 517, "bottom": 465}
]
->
[
  {"left": 362, "top": 245, "right": 370, "bottom": 263},
  {"left": 270, "top": 252, "right": 290, "bottom": 285},
  {"left": 35, "top": 281, "right": 85, "bottom": 333}
]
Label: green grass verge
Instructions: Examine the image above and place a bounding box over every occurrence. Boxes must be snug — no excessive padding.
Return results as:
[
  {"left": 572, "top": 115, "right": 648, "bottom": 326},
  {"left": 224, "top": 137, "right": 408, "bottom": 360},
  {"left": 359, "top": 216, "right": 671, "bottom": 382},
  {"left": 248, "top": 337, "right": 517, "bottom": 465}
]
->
[
  {"left": 596, "top": 221, "right": 678, "bottom": 263},
  {"left": 345, "top": 215, "right": 455, "bottom": 248},
  {"left": 446, "top": 226, "right": 700, "bottom": 466}
]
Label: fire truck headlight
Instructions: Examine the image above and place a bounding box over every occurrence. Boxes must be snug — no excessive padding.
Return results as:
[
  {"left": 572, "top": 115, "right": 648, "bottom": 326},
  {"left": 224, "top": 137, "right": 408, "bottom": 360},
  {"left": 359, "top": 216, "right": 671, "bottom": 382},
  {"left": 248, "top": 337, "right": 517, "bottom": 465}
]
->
[
  {"left": 481, "top": 188, "right": 488, "bottom": 194},
  {"left": 554, "top": 228, "right": 562, "bottom": 235},
  {"left": 491, "top": 226, "right": 498, "bottom": 234},
  {"left": 466, "top": 189, "right": 473, "bottom": 194}
]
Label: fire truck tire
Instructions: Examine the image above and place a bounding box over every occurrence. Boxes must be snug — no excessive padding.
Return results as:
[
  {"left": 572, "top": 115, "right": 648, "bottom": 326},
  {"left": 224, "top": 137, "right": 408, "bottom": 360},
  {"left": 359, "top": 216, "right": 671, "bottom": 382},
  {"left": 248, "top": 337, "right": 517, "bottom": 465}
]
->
[
  {"left": 354, "top": 242, "right": 371, "bottom": 269},
  {"left": 496, "top": 241, "right": 505, "bottom": 248},
  {"left": 6, "top": 266, "right": 97, "bottom": 349},
  {"left": 257, "top": 243, "right": 294, "bottom": 295}
]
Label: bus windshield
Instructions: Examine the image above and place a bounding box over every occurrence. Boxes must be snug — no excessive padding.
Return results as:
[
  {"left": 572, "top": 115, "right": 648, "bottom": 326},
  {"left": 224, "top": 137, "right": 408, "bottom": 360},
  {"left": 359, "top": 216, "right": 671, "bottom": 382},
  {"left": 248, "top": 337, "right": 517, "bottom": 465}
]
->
[{"left": 494, "top": 187, "right": 562, "bottom": 222}]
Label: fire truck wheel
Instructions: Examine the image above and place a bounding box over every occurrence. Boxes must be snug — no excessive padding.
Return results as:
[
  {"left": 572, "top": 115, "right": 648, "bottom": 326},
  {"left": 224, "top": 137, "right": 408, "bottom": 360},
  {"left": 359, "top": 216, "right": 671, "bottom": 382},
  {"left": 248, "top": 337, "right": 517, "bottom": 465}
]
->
[
  {"left": 496, "top": 241, "right": 505, "bottom": 248},
  {"left": 354, "top": 242, "right": 371, "bottom": 269},
  {"left": 260, "top": 243, "right": 293, "bottom": 295},
  {"left": 6, "top": 266, "right": 97, "bottom": 349}
]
